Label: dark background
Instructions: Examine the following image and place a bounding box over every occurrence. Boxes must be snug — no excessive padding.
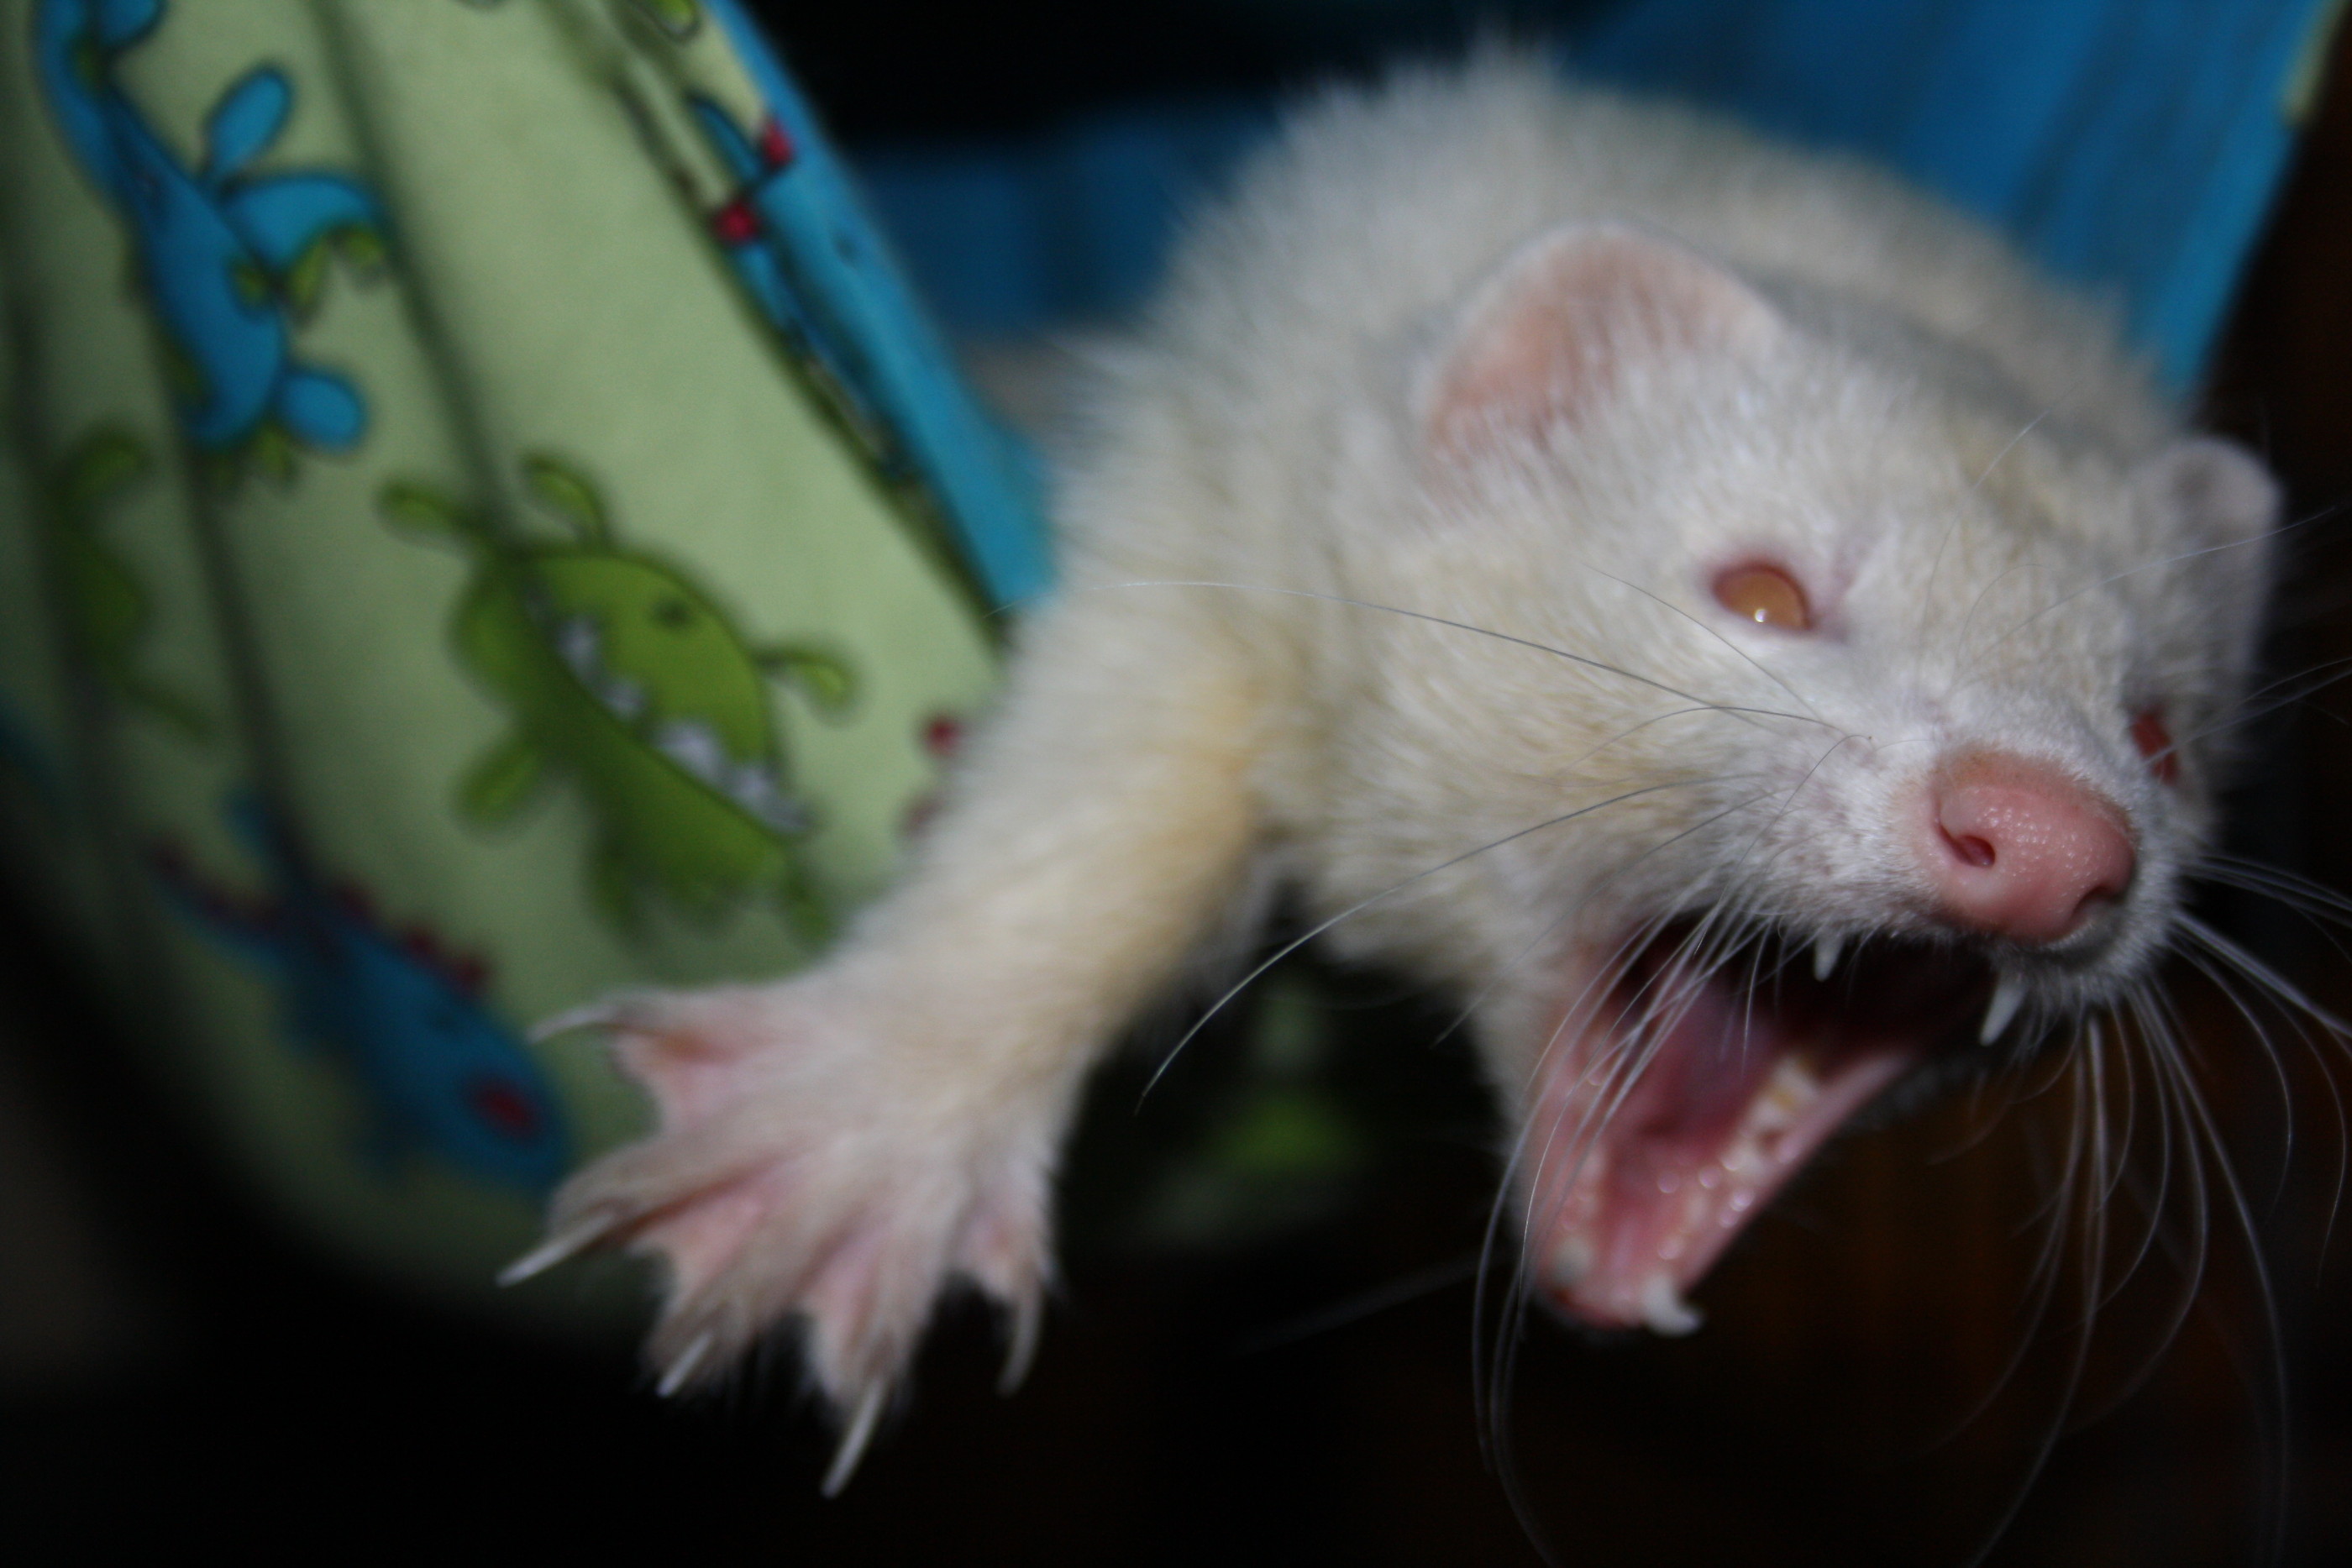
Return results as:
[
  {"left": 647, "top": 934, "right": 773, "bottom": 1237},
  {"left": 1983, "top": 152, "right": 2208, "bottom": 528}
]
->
[{"left": 5, "top": 3, "right": 2351, "bottom": 1562}]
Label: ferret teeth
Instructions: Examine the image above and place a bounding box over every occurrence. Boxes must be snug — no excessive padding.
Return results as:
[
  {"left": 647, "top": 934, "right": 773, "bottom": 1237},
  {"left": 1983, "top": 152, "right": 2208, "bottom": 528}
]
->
[
  {"left": 1980, "top": 973, "right": 2025, "bottom": 1045},
  {"left": 1638, "top": 1273, "right": 1703, "bottom": 1336},
  {"left": 1813, "top": 932, "right": 1843, "bottom": 982},
  {"left": 1546, "top": 1235, "right": 1595, "bottom": 1291}
]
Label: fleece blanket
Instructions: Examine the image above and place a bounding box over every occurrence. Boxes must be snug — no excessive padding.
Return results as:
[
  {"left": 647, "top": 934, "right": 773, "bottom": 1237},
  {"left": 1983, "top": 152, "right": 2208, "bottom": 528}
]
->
[{"left": 0, "top": 0, "right": 2335, "bottom": 1331}]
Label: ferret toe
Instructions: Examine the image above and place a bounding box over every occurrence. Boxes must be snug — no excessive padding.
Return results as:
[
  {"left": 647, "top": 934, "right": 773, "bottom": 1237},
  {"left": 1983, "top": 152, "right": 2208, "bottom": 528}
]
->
[{"left": 521, "top": 972, "right": 1063, "bottom": 1481}]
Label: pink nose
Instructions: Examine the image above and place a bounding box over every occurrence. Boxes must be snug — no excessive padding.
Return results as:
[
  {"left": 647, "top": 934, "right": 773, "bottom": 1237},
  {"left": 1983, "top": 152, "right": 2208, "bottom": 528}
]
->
[{"left": 1925, "top": 755, "right": 2134, "bottom": 944}]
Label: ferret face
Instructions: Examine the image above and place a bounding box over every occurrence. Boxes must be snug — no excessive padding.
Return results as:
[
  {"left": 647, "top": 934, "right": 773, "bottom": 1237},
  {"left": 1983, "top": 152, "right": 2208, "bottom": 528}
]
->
[{"left": 1306, "top": 223, "right": 2277, "bottom": 1335}]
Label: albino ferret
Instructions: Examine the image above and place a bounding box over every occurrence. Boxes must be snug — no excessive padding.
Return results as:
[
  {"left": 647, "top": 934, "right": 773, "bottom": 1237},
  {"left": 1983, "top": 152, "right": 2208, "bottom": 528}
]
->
[{"left": 510, "top": 55, "right": 2279, "bottom": 1489}]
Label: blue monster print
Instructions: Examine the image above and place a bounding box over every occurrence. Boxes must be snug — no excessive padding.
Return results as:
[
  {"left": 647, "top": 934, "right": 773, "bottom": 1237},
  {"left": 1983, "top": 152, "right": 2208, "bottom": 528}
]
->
[
  {"left": 33, "top": 0, "right": 385, "bottom": 459},
  {"left": 150, "top": 799, "right": 570, "bottom": 1193}
]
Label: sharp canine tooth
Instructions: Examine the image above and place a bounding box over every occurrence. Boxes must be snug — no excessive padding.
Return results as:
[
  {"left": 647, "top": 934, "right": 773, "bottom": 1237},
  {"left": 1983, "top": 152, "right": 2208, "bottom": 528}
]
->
[
  {"left": 1639, "top": 1274, "right": 1703, "bottom": 1336},
  {"left": 1981, "top": 973, "right": 2025, "bottom": 1045},
  {"left": 1813, "top": 932, "right": 1843, "bottom": 982}
]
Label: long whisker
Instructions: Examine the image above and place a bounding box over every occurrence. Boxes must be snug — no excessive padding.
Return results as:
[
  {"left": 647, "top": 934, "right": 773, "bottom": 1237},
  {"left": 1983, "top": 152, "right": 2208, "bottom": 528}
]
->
[
  {"left": 2177, "top": 918, "right": 2352, "bottom": 1253},
  {"left": 1139, "top": 779, "right": 1724, "bottom": 1103},
  {"left": 1919, "top": 1048, "right": 2084, "bottom": 1455},
  {"left": 1473, "top": 907, "right": 1678, "bottom": 1424},
  {"left": 2170, "top": 945, "right": 2306, "bottom": 1206},
  {"left": 2148, "top": 1003, "right": 2294, "bottom": 1565},
  {"left": 1492, "top": 911, "right": 1726, "bottom": 1427},
  {"left": 1581, "top": 566, "right": 1827, "bottom": 722},
  {"left": 1924, "top": 401, "right": 2063, "bottom": 605},
  {"left": 2175, "top": 915, "right": 2352, "bottom": 1041},
  {"left": 1956, "top": 558, "right": 2032, "bottom": 667},
  {"left": 1431, "top": 788, "right": 1777, "bottom": 1062},
  {"left": 1955, "top": 1049, "right": 2105, "bottom": 1568},
  {"left": 2125, "top": 988, "right": 2211, "bottom": 1340},
  {"left": 1502, "top": 905, "right": 1745, "bottom": 1324},
  {"left": 1231, "top": 1252, "right": 1481, "bottom": 1356},
  {"left": 1482, "top": 903, "right": 1734, "bottom": 1450},
  {"left": 2193, "top": 859, "right": 2352, "bottom": 970},
  {"left": 1095, "top": 579, "right": 1839, "bottom": 731},
  {"left": 2167, "top": 654, "right": 2352, "bottom": 755},
  {"left": 1996, "top": 504, "right": 2328, "bottom": 647}
]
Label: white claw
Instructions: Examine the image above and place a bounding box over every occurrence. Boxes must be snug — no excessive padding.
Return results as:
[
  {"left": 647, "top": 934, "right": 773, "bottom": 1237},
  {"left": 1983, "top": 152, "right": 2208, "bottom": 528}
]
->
[
  {"left": 1980, "top": 973, "right": 2026, "bottom": 1046},
  {"left": 998, "top": 1293, "right": 1043, "bottom": 1396},
  {"left": 528, "top": 999, "right": 630, "bottom": 1044},
  {"left": 1813, "top": 932, "right": 1844, "bottom": 983},
  {"left": 1639, "top": 1274, "right": 1703, "bottom": 1337},
  {"left": 496, "top": 1214, "right": 617, "bottom": 1286},
  {"left": 655, "top": 1330, "right": 716, "bottom": 1398},
  {"left": 822, "top": 1384, "right": 889, "bottom": 1497}
]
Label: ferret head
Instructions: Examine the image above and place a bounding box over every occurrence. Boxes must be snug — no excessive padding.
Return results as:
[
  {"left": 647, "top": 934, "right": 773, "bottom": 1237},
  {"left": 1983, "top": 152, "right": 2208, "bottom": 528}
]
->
[{"left": 1313, "top": 223, "right": 2277, "bottom": 1335}]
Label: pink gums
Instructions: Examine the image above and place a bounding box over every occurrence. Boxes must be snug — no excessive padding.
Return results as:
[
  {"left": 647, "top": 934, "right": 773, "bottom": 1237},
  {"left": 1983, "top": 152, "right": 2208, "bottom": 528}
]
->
[{"left": 1525, "top": 952, "right": 1920, "bottom": 1334}]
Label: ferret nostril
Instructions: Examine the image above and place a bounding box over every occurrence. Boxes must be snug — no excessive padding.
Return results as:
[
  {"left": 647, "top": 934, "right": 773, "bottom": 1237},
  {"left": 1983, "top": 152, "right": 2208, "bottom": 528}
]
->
[
  {"left": 1926, "top": 753, "right": 2136, "bottom": 944},
  {"left": 1943, "top": 830, "right": 1995, "bottom": 869}
]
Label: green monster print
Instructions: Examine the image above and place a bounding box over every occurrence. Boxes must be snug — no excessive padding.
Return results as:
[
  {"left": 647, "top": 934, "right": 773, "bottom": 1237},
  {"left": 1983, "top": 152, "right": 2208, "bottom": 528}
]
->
[
  {"left": 459, "top": 0, "right": 700, "bottom": 37},
  {"left": 382, "top": 454, "right": 853, "bottom": 936},
  {"left": 46, "top": 427, "right": 213, "bottom": 741},
  {"left": 631, "top": 0, "right": 702, "bottom": 36}
]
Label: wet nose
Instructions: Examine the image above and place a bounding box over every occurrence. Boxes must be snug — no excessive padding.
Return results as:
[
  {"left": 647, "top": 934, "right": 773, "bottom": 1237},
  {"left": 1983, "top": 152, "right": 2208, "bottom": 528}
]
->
[{"left": 1925, "top": 755, "right": 2134, "bottom": 944}]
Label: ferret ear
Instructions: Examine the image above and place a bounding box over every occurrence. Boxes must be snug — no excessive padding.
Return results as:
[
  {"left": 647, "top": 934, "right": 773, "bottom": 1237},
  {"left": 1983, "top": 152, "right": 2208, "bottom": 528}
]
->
[
  {"left": 2135, "top": 437, "right": 2278, "bottom": 667},
  {"left": 1419, "top": 223, "right": 1780, "bottom": 462},
  {"left": 2134, "top": 435, "right": 2279, "bottom": 548}
]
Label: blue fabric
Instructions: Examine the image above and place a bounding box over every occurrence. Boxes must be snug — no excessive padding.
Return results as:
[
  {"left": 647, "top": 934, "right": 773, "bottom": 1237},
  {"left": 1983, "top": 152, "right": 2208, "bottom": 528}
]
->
[
  {"left": 704, "top": 0, "right": 1055, "bottom": 609},
  {"left": 1578, "top": 0, "right": 2342, "bottom": 387},
  {"left": 859, "top": 102, "right": 1273, "bottom": 338},
  {"left": 853, "top": 0, "right": 2343, "bottom": 391}
]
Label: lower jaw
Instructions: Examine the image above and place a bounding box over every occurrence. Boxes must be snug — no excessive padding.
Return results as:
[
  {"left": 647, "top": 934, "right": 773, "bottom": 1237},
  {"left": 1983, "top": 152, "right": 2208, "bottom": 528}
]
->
[{"left": 1516, "top": 931, "right": 1978, "bottom": 1335}]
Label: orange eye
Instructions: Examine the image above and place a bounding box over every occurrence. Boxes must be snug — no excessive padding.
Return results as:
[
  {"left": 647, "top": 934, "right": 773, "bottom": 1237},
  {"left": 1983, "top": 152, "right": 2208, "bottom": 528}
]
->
[
  {"left": 2131, "top": 709, "right": 2179, "bottom": 784},
  {"left": 1712, "top": 564, "right": 1812, "bottom": 631}
]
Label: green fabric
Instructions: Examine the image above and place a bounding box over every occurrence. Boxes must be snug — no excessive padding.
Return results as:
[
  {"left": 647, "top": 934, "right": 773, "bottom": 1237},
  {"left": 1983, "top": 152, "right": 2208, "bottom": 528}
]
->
[{"left": 0, "top": 0, "right": 999, "bottom": 1335}]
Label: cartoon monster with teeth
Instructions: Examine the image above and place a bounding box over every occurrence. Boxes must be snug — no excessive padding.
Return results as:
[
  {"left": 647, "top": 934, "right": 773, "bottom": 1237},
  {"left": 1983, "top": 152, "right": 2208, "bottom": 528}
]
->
[{"left": 382, "top": 454, "right": 853, "bottom": 936}]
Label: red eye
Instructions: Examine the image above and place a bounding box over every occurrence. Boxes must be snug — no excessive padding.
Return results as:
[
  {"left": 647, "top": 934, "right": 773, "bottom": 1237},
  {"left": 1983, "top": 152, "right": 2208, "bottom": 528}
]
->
[
  {"left": 1711, "top": 563, "right": 1812, "bottom": 631},
  {"left": 2131, "top": 709, "right": 2179, "bottom": 784}
]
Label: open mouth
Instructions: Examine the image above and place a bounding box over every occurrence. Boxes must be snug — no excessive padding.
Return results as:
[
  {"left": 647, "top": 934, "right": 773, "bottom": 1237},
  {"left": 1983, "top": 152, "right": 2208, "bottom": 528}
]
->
[{"left": 1529, "top": 921, "right": 1998, "bottom": 1335}]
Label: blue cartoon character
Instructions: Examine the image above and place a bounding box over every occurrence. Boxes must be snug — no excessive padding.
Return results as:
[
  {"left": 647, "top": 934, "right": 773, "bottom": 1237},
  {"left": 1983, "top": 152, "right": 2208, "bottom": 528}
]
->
[
  {"left": 150, "top": 798, "right": 570, "bottom": 1193},
  {"left": 34, "top": 0, "right": 386, "bottom": 470}
]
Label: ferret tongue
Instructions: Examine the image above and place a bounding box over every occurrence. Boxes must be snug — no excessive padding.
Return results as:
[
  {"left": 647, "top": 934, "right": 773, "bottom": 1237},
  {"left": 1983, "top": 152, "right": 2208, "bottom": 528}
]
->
[{"left": 1535, "top": 970, "right": 1918, "bottom": 1335}]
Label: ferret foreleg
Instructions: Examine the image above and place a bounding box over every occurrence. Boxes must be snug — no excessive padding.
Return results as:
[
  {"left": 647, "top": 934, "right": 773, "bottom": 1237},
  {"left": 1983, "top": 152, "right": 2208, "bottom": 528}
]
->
[{"left": 512, "top": 593, "right": 1265, "bottom": 1485}]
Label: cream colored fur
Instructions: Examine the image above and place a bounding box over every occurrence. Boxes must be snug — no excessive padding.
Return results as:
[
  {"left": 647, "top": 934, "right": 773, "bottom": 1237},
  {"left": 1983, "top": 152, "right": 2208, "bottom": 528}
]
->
[{"left": 522, "top": 53, "right": 2276, "bottom": 1479}]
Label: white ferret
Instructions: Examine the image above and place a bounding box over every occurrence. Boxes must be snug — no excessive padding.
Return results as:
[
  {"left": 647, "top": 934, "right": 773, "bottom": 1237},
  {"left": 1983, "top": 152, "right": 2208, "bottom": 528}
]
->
[{"left": 510, "top": 54, "right": 2280, "bottom": 1489}]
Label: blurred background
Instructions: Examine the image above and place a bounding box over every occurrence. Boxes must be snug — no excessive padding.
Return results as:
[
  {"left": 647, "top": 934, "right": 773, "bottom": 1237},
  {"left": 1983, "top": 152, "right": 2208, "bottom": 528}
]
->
[{"left": 6, "top": 1, "right": 2352, "bottom": 1561}]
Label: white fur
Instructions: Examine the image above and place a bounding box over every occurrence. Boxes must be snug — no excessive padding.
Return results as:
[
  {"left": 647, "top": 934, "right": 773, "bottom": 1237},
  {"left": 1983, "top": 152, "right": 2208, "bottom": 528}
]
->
[{"left": 527, "top": 55, "right": 2276, "bottom": 1472}]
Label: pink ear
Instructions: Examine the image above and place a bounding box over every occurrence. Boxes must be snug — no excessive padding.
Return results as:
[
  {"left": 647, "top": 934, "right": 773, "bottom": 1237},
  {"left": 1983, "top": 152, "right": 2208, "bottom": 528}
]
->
[{"left": 1421, "top": 224, "right": 1780, "bottom": 459}]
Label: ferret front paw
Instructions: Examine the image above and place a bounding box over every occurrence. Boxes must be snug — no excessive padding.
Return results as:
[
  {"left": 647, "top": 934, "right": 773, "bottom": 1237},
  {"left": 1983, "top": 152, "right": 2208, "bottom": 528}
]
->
[{"left": 507, "top": 979, "right": 1058, "bottom": 1492}]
